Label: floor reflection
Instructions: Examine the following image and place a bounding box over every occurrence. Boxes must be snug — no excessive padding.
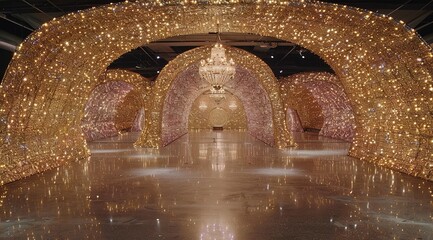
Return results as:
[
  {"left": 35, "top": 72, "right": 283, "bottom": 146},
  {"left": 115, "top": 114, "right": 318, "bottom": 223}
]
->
[{"left": 0, "top": 131, "right": 432, "bottom": 239}]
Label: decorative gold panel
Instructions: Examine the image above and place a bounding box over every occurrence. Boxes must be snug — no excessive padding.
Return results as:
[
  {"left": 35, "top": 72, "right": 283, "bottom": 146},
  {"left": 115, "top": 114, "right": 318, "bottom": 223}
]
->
[{"left": 189, "top": 92, "right": 247, "bottom": 130}]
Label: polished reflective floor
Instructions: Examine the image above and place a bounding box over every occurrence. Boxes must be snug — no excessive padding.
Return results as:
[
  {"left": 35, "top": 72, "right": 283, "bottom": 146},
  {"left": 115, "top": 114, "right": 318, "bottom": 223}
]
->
[{"left": 1, "top": 131, "right": 433, "bottom": 239}]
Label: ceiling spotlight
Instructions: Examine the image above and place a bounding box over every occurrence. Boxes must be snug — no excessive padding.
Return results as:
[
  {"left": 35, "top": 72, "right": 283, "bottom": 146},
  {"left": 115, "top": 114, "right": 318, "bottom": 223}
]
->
[
  {"left": 271, "top": 55, "right": 274, "bottom": 59},
  {"left": 156, "top": 56, "right": 160, "bottom": 59},
  {"left": 299, "top": 50, "right": 306, "bottom": 59},
  {"left": 157, "top": 70, "right": 160, "bottom": 73},
  {"left": 279, "top": 70, "right": 283, "bottom": 73}
]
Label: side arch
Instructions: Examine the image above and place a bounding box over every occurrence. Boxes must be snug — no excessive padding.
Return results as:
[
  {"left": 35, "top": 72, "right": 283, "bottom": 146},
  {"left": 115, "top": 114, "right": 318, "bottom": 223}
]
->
[
  {"left": 81, "top": 70, "right": 151, "bottom": 141},
  {"left": 0, "top": 2, "right": 432, "bottom": 184},
  {"left": 280, "top": 72, "right": 355, "bottom": 142}
]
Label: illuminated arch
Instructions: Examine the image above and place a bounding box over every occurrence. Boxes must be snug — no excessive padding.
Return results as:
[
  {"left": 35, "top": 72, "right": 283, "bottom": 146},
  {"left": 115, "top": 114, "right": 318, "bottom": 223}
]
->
[
  {"left": 1, "top": 1, "right": 433, "bottom": 184},
  {"left": 81, "top": 70, "right": 151, "bottom": 141},
  {"left": 151, "top": 46, "right": 282, "bottom": 147},
  {"left": 280, "top": 72, "right": 355, "bottom": 142}
]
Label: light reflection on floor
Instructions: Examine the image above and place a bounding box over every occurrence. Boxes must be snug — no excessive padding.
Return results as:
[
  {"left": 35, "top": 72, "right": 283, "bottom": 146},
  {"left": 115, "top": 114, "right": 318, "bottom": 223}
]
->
[{"left": 0, "top": 131, "right": 432, "bottom": 239}]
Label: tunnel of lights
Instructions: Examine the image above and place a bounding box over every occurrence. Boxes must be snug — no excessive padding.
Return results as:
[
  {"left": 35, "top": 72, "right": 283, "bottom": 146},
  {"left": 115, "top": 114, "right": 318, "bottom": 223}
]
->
[
  {"left": 155, "top": 46, "right": 278, "bottom": 147},
  {"left": 1, "top": 1, "right": 433, "bottom": 185},
  {"left": 81, "top": 70, "right": 150, "bottom": 141},
  {"left": 139, "top": 45, "right": 291, "bottom": 148},
  {"left": 280, "top": 72, "right": 356, "bottom": 142}
]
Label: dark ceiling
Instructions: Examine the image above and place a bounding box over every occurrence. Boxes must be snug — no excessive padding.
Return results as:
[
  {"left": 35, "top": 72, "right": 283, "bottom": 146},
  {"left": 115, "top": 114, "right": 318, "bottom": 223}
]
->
[{"left": 1, "top": 0, "right": 432, "bottom": 80}]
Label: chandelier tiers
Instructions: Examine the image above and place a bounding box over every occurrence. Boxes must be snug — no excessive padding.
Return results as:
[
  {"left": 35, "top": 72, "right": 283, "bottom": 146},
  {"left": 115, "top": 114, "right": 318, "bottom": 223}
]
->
[
  {"left": 209, "top": 84, "right": 226, "bottom": 104},
  {"left": 199, "top": 43, "right": 236, "bottom": 88}
]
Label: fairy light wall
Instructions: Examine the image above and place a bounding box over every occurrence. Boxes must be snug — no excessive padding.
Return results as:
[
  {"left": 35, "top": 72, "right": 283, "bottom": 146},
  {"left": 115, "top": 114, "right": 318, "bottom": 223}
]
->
[
  {"left": 1, "top": 1, "right": 432, "bottom": 185},
  {"left": 115, "top": 90, "right": 145, "bottom": 133},
  {"left": 281, "top": 82, "right": 324, "bottom": 131}
]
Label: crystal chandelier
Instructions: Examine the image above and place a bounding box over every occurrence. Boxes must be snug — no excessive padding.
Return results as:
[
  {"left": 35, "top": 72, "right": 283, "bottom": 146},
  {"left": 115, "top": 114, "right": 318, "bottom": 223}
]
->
[
  {"left": 199, "top": 43, "right": 236, "bottom": 88},
  {"left": 199, "top": 25, "right": 235, "bottom": 104}
]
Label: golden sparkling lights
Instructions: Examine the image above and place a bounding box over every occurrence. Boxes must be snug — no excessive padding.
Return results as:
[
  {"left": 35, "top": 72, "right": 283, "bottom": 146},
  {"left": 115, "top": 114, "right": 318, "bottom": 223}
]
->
[
  {"left": 0, "top": 0, "right": 433, "bottom": 185},
  {"left": 280, "top": 72, "right": 355, "bottom": 142}
]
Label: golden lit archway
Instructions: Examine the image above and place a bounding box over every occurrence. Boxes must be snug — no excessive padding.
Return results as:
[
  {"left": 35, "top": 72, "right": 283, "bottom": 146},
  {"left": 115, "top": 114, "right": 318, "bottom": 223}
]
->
[
  {"left": 142, "top": 45, "right": 289, "bottom": 147},
  {"left": 1, "top": 1, "right": 433, "bottom": 184},
  {"left": 82, "top": 70, "right": 151, "bottom": 141},
  {"left": 280, "top": 72, "right": 355, "bottom": 142}
]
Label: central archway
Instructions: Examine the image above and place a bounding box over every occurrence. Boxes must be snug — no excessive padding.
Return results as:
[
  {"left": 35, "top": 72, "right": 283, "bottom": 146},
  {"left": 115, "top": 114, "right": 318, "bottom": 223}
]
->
[
  {"left": 1, "top": 1, "right": 433, "bottom": 184},
  {"left": 145, "top": 45, "right": 285, "bottom": 147}
]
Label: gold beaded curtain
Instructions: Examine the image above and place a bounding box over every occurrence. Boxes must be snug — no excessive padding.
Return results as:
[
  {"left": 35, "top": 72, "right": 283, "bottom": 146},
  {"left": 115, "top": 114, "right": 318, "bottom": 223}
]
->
[
  {"left": 139, "top": 45, "right": 290, "bottom": 148},
  {"left": 0, "top": 1, "right": 432, "bottom": 185}
]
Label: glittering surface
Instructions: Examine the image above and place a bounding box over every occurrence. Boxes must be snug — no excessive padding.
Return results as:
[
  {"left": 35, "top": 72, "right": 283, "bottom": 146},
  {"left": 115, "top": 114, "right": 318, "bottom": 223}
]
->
[
  {"left": 161, "top": 65, "right": 207, "bottom": 146},
  {"left": 144, "top": 45, "right": 289, "bottom": 148},
  {"left": 226, "top": 67, "right": 274, "bottom": 145},
  {"left": 1, "top": 0, "right": 433, "bottom": 184},
  {"left": 81, "top": 70, "right": 150, "bottom": 141},
  {"left": 285, "top": 108, "right": 303, "bottom": 132},
  {"left": 280, "top": 79, "right": 324, "bottom": 130},
  {"left": 81, "top": 81, "right": 133, "bottom": 141},
  {"left": 280, "top": 72, "right": 355, "bottom": 142},
  {"left": 114, "top": 90, "right": 144, "bottom": 133},
  {"left": 0, "top": 131, "right": 432, "bottom": 239}
]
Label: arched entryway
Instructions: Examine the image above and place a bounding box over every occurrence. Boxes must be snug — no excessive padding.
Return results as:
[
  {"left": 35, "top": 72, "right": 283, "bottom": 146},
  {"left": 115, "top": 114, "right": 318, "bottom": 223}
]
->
[
  {"left": 82, "top": 70, "right": 151, "bottom": 141},
  {"left": 154, "top": 46, "right": 281, "bottom": 147},
  {"left": 280, "top": 72, "right": 355, "bottom": 142}
]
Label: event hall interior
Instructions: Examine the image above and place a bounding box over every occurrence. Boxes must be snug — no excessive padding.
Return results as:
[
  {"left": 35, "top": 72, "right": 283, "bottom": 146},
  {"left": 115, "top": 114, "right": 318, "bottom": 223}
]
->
[{"left": 0, "top": 0, "right": 433, "bottom": 239}]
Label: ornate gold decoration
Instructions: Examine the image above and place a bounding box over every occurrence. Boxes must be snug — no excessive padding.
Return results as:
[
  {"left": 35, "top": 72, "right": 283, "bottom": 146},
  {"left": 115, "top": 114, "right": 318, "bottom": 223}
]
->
[
  {"left": 209, "top": 108, "right": 229, "bottom": 127},
  {"left": 189, "top": 92, "right": 247, "bottom": 130},
  {"left": 0, "top": 1, "right": 432, "bottom": 185}
]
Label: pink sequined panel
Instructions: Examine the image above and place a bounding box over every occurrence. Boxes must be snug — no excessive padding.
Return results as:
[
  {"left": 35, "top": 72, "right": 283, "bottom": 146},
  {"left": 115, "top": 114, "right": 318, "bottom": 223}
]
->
[
  {"left": 226, "top": 67, "right": 274, "bottom": 146},
  {"left": 286, "top": 108, "right": 304, "bottom": 132},
  {"left": 162, "top": 65, "right": 208, "bottom": 146},
  {"left": 303, "top": 81, "right": 355, "bottom": 142},
  {"left": 281, "top": 73, "right": 355, "bottom": 142}
]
